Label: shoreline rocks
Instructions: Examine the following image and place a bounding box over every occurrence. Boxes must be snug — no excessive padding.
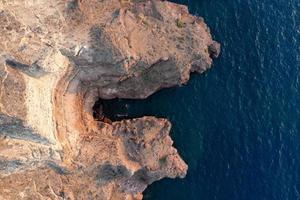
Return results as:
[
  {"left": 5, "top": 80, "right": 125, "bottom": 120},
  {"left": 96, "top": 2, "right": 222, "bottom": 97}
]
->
[{"left": 0, "top": 0, "right": 219, "bottom": 199}]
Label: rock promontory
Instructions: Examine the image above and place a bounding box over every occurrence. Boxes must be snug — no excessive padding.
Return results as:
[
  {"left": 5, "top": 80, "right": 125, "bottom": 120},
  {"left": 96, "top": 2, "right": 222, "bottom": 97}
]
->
[{"left": 0, "top": 0, "right": 220, "bottom": 199}]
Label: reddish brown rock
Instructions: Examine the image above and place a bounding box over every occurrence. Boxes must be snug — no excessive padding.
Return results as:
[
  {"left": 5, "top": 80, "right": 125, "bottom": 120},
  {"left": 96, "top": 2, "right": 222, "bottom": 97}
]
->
[{"left": 0, "top": 0, "right": 219, "bottom": 199}]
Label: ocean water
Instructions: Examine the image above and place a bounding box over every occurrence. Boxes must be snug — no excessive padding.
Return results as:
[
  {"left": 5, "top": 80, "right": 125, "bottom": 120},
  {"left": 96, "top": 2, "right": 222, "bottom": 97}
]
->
[{"left": 103, "top": 0, "right": 300, "bottom": 199}]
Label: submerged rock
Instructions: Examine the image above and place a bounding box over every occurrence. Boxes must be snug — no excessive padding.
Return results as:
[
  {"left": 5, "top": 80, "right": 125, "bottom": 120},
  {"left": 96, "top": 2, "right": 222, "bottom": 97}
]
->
[{"left": 0, "top": 0, "right": 219, "bottom": 199}]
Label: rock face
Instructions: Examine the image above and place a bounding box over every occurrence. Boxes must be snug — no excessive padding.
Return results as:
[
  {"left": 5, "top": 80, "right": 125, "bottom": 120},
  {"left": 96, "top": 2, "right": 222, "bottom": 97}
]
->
[{"left": 0, "top": 0, "right": 219, "bottom": 199}]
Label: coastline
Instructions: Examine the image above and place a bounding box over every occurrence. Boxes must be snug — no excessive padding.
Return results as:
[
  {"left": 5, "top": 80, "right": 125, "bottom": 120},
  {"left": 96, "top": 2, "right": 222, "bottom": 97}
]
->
[{"left": 0, "top": 1, "right": 219, "bottom": 199}]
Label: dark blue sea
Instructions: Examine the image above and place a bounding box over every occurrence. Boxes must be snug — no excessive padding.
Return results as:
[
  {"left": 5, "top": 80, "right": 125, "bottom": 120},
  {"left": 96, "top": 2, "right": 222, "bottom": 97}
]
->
[{"left": 104, "top": 0, "right": 300, "bottom": 199}]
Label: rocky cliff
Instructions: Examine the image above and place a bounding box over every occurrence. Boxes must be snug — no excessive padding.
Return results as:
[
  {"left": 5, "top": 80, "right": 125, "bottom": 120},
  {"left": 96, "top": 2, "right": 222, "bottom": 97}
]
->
[{"left": 0, "top": 0, "right": 220, "bottom": 199}]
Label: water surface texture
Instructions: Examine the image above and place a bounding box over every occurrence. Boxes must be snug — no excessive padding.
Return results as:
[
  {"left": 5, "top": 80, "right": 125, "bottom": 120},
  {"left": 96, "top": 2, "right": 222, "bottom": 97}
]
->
[{"left": 104, "top": 0, "right": 300, "bottom": 199}]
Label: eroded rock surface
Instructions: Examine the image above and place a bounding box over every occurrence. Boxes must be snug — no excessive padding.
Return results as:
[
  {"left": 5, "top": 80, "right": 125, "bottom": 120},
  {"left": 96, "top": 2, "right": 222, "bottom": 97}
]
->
[{"left": 0, "top": 0, "right": 219, "bottom": 199}]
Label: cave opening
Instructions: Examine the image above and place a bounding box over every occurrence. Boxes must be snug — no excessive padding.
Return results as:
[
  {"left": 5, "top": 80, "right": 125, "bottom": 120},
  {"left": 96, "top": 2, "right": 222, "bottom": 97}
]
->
[
  {"left": 92, "top": 98, "right": 144, "bottom": 122},
  {"left": 93, "top": 98, "right": 138, "bottom": 123},
  {"left": 91, "top": 74, "right": 200, "bottom": 123},
  {"left": 92, "top": 97, "right": 166, "bottom": 122}
]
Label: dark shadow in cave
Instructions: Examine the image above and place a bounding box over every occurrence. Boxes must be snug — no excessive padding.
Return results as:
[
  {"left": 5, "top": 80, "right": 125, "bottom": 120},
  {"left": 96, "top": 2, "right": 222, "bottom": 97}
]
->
[{"left": 93, "top": 98, "right": 165, "bottom": 122}]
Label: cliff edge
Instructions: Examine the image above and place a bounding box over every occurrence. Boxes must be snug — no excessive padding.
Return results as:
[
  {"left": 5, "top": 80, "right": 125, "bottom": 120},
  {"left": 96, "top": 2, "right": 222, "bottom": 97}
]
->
[{"left": 0, "top": 0, "right": 220, "bottom": 199}]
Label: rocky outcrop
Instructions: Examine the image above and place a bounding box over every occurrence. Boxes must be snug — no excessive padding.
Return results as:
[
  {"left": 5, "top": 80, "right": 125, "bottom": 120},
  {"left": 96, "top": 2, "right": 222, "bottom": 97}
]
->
[{"left": 0, "top": 0, "right": 219, "bottom": 199}]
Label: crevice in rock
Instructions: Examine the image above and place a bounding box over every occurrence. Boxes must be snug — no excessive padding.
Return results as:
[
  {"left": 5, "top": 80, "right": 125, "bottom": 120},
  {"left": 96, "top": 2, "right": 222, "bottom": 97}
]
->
[
  {"left": 92, "top": 97, "right": 163, "bottom": 122},
  {"left": 93, "top": 98, "right": 130, "bottom": 122}
]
